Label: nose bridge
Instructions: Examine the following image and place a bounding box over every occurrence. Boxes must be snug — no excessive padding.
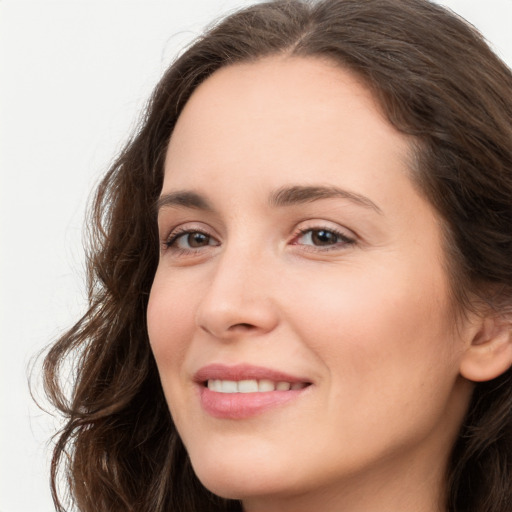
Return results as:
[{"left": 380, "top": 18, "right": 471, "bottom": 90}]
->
[{"left": 195, "top": 235, "right": 279, "bottom": 338}]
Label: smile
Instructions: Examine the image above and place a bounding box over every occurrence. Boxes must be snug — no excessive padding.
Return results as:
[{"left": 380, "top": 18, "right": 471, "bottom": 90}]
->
[
  {"left": 195, "top": 364, "right": 312, "bottom": 419},
  {"left": 207, "top": 379, "right": 309, "bottom": 393}
]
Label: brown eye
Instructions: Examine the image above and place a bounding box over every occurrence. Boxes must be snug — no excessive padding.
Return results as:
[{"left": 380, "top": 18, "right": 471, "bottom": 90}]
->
[
  {"left": 165, "top": 229, "right": 219, "bottom": 251},
  {"left": 298, "top": 229, "right": 352, "bottom": 247},
  {"left": 311, "top": 230, "right": 339, "bottom": 246},
  {"left": 293, "top": 227, "right": 355, "bottom": 250},
  {"left": 186, "top": 232, "right": 210, "bottom": 248}
]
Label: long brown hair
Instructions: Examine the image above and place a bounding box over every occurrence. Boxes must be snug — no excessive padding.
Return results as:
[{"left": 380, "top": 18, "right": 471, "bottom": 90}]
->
[{"left": 42, "top": 1, "right": 512, "bottom": 510}]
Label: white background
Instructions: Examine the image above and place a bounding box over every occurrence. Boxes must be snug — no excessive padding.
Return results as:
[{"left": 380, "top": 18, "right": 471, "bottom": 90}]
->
[{"left": 1, "top": 1, "right": 511, "bottom": 511}]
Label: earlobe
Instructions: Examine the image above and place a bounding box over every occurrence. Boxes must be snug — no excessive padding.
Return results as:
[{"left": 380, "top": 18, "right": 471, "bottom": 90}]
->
[{"left": 459, "top": 316, "right": 512, "bottom": 383}]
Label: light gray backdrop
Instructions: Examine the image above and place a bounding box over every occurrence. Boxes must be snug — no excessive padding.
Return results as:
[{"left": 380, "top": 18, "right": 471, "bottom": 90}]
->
[{"left": 1, "top": 1, "right": 511, "bottom": 511}]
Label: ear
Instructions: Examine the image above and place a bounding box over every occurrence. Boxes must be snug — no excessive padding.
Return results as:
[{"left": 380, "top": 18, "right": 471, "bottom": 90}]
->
[{"left": 459, "top": 315, "right": 512, "bottom": 382}]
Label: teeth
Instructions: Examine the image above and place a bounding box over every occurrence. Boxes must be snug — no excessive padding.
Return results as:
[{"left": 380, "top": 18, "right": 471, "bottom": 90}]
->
[
  {"left": 258, "top": 379, "right": 275, "bottom": 392},
  {"left": 238, "top": 379, "right": 259, "bottom": 393},
  {"left": 221, "top": 380, "right": 238, "bottom": 393},
  {"left": 210, "top": 379, "right": 222, "bottom": 392},
  {"left": 207, "top": 379, "right": 306, "bottom": 393}
]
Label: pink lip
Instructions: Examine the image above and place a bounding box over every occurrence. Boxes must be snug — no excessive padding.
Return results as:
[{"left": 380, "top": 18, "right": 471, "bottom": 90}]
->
[
  {"left": 194, "top": 363, "right": 307, "bottom": 384},
  {"left": 194, "top": 364, "right": 311, "bottom": 420}
]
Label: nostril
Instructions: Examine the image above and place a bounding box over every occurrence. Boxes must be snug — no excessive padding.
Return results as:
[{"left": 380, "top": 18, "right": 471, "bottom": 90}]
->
[{"left": 230, "top": 323, "right": 255, "bottom": 330}]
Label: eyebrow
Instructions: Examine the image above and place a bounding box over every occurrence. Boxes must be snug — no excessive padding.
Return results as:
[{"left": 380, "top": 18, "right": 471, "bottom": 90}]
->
[
  {"left": 155, "top": 190, "right": 213, "bottom": 213},
  {"left": 269, "top": 185, "right": 382, "bottom": 213},
  {"left": 155, "top": 185, "right": 382, "bottom": 214}
]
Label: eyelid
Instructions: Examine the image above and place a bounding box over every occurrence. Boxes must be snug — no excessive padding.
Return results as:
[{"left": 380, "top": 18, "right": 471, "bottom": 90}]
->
[
  {"left": 294, "top": 218, "right": 356, "bottom": 237},
  {"left": 161, "top": 222, "right": 220, "bottom": 251},
  {"left": 161, "top": 220, "right": 214, "bottom": 239},
  {"left": 165, "top": 226, "right": 209, "bottom": 243},
  {"left": 290, "top": 221, "right": 357, "bottom": 250},
  {"left": 159, "top": 219, "right": 357, "bottom": 257}
]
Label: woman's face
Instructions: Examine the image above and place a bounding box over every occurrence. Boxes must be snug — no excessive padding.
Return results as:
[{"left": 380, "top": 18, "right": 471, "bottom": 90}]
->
[{"left": 148, "top": 57, "right": 475, "bottom": 510}]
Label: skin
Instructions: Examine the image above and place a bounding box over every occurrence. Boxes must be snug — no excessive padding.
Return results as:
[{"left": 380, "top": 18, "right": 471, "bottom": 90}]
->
[{"left": 147, "top": 56, "right": 479, "bottom": 512}]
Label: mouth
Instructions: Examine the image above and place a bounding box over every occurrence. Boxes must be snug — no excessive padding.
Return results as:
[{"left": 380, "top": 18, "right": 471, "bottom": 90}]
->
[
  {"left": 194, "top": 364, "right": 312, "bottom": 419},
  {"left": 205, "top": 378, "right": 309, "bottom": 393}
]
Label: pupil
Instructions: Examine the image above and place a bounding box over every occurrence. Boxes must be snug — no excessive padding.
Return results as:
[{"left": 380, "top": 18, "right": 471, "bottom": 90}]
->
[
  {"left": 312, "top": 230, "right": 336, "bottom": 245},
  {"left": 189, "top": 232, "right": 208, "bottom": 247}
]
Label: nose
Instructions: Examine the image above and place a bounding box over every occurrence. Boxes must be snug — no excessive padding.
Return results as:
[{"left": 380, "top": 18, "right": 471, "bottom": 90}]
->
[{"left": 195, "top": 248, "right": 280, "bottom": 340}]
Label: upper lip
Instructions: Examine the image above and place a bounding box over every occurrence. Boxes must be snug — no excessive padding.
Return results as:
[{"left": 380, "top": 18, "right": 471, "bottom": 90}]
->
[{"left": 194, "top": 363, "right": 310, "bottom": 384}]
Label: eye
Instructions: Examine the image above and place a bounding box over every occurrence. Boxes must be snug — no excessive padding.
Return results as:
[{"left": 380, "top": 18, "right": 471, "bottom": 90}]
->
[
  {"left": 293, "top": 227, "right": 355, "bottom": 249},
  {"left": 164, "top": 228, "right": 219, "bottom": 251}
]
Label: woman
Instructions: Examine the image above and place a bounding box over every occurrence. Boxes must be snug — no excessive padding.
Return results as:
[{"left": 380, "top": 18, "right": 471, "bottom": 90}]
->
[{"left": 43, "top": 0, "right": 512, "bottom": 511}]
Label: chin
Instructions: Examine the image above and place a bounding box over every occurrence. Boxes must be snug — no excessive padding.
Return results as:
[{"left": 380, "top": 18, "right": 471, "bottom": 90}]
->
[
  {"left": 188, "top": 445, "right": 300, "bottom": 500},
  {"left": 193, "top": 463, "right": 273, "bottom": 500}
]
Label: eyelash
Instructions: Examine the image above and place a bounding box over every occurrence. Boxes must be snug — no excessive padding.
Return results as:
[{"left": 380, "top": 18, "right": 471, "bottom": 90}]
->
[
  {"left": 293, "top": 226, "right": 356, "bottom": 251},
  {"left": 163, "top": 227, "right": 217, "bottom": 253},
  {"left": 162, "top": 225, "right": 356, "bottom": 255}
]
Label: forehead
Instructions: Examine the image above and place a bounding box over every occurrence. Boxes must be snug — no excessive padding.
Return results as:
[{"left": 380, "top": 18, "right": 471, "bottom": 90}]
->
[{"left": 163, "top": 56, "right": 415, "bottom": 205}]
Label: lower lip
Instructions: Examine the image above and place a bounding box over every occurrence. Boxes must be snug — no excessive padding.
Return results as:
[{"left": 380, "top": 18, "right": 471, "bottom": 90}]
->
[{"left": 199, "top": 386, "right": 307, "bottom": 419}]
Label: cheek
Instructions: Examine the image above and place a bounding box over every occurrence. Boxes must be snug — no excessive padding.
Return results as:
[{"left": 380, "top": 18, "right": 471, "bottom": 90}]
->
[
  {"left": 146, "top": 271, "right": 204, "bottom": 431},
  {"left": 147, "top": 271, "right": 197, "bottom": 367},
  {"left": 288, "top": 257, "right": 459, "bottom": 395},
  {"left": 284, "top": 261, "right": 465, "bottom": 464}
]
